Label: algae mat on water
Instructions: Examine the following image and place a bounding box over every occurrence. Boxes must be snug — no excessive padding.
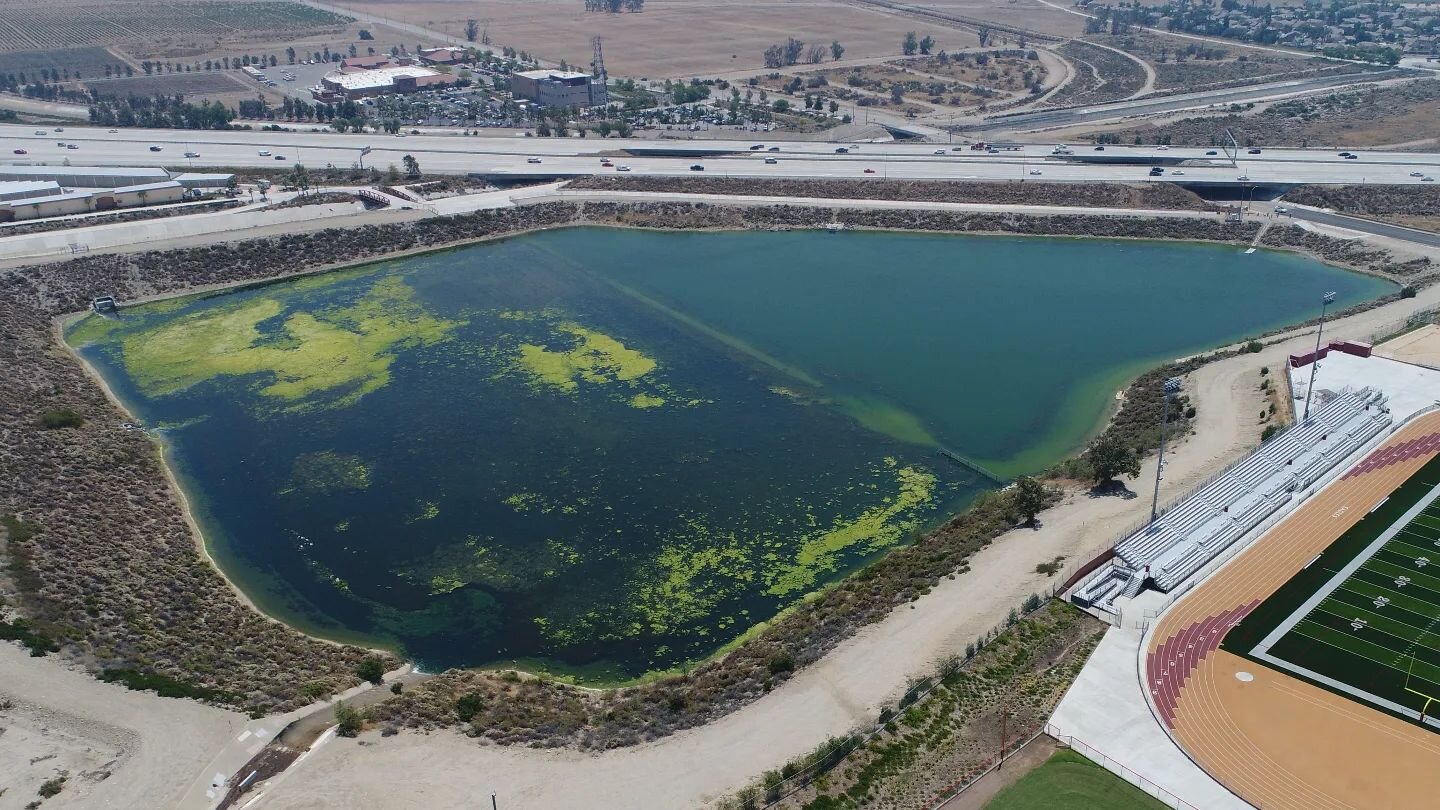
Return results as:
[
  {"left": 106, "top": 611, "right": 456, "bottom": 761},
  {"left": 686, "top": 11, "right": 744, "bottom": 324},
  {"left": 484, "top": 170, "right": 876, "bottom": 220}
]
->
[{"left": 66, "top": 228, "right": 1390, "bottom": 677}]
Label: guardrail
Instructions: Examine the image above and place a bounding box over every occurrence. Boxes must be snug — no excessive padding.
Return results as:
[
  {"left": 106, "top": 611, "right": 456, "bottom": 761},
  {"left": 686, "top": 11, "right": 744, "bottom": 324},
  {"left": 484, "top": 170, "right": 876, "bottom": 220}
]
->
[{"left": 1045, "top": 724, "right": 1200, "bottom": 810}]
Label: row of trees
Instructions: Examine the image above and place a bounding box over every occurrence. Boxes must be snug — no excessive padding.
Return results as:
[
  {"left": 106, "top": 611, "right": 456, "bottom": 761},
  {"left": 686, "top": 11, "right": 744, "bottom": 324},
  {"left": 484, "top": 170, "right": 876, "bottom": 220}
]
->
[
  {"left": 583, "top": 0, "right": 645, "bottom": 10},
  {"left": 901, "top": 32, "right": 937, "bottom": 55},
  {"left": 87, "top": 96, "right": 235, "bottom": 129},
  {"left": 762, "top": 38, "right": 844, "bottom": 68}
]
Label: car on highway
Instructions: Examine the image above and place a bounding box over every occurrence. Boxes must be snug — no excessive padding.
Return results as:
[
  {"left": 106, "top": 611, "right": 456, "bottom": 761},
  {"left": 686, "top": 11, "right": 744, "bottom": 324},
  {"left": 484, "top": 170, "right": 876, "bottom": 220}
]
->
[
  {"left": 54, "top": 127, "right": 63, "bottom": 132},
  {"left": 1411, "top": 171, "right": 1425, "bottom": 177},
  {"left": 616, "top": 165, "right": 631, "bottom": 171},
  {"left": 526, "top": 157, "right": 542, "bottom": 163},
  {"left": 275, "top": 155, "right": 286, "bottom": 160},
  {"left": 108, "top": 129, "right": 118, "bottom": 133},
  {"left": 863, "top": 168, "right": 876, "bottom": 173},
  {"left": 835, "top": 147, "right": 849, "bottom": 154},
  {"left": 933, "top": 149, "right": 947, "bottom": 155},
  {"left": 1172, "top": 170, "right": 1185, "bottom": 176},
  {"left": 1424, "top": 176, "right": 1435, "bottom": 182},
  {"left": 67, "top": 144, "right": 78, "bottom": 150},
  {"left": 1237, "top": 175, "right": 1251, "bottom": 181},
  {"left": 1248, "top": 148, "right": 1262, "bottom": 154},
  {"left": 1029, "top": 169, "right": 1043, "bottom": 175},
  {"left": 33, "top": 130, "right": 46, "bottom": 135},
  {"left": 149, "top": 145, "right": 162, "bottom": 151},
  {"left": 600, "top": 159, "right": 612, "bottom": 167},
  {"left": 765, "top": 157, "right": 778, "bottom": 164},
  {"left": 750, "top": 144, "right": 765, "bottom": 150},
  {"left": 1345, "top": 154, "right": 1358, "bottom": 159},
  {"left": 12, "top": 148, "right": 25, "bottom": 154},
  {"left": 1275, "top": 206, "right": 1289, "bottom": 214},
  {"left": 55, "top": 141, "right": 65, "bottom": 146},
  {"left": 1156, "top": 145, "right": 1169, "bottom": 150},
  {"left": 768, "top": 146, "right": 780, "bottom": 152},
  {"left": 1149, "top": 167, "right": 1164, "bottom": 176},
  {"left": 690, "top": 164, "right": 704, "bottom": 171},
  {"left": 1093, "top": 146, "right": 1105, "bottom": 151},
  {"left": 1338, "top": 151, "right": 1352, "bottom": 157},
  {"left": 1205, "top": 150, "right": 1218, "bottom": 156},
  {"left": 258, "top": 149, "right": 271, "bottom": 156},
  {"left": 185, "top": 151, "right": 200, "bottom": 158}
]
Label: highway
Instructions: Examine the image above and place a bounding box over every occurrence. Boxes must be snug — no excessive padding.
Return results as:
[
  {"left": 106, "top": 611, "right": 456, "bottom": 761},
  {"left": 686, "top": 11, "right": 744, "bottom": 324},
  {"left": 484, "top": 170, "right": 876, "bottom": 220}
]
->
[{"left": 1, "top": 124, "right": 1438, "bottom": 187}]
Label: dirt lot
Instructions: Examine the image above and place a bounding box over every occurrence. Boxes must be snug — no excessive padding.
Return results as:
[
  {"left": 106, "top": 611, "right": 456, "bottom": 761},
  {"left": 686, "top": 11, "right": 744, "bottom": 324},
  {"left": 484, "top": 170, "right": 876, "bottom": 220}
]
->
[
  {"left": 1109, "top": 78, "right": 1440, "bottom": 148},
  {"left": 332, "top": 0, "right": 1077, "bottom": 78}
]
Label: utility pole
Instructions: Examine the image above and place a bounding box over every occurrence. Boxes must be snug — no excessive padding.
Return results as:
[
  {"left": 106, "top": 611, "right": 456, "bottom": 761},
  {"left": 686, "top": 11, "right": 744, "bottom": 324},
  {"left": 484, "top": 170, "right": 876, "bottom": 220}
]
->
[
  {"left": 490, "top": 793, "right": 497, "bottom": 810},
  {"left": 1151, "top": 377, "right": 1182, "bottom": 524},
  {"left": 998, "top": 709, "right": 1009, "bottom": 769},
  {"left": 1302, "top": 291, "right": 1338, "bottom": 423}
]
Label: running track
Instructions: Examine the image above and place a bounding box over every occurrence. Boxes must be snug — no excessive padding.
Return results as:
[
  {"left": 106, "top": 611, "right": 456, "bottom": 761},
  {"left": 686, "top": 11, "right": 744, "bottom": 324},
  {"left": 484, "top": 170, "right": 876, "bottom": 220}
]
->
[{"left": 1145, "top": 411, "right": 1440, "bottom": 809}]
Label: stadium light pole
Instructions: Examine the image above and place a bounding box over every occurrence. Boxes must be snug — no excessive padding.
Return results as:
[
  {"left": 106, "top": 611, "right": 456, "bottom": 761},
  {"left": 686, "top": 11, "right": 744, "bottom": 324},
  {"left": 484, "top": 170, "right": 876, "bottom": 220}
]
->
[
  {"left": 1150, "top": 376, "right": 1183, "bottom": 525},
  {"left": 1302, "top": 291, "right": 1338, "bottom": 423}
]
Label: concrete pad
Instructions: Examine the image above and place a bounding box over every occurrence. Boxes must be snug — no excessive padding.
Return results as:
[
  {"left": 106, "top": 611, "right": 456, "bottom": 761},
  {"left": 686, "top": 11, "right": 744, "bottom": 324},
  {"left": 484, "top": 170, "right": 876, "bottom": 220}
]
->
[
  {"left": 1048, "top": 627, "right": 1251, "bottom": 810},
  {"left": 1291, "top": 351, "right": 1440, "bottom": 423}
]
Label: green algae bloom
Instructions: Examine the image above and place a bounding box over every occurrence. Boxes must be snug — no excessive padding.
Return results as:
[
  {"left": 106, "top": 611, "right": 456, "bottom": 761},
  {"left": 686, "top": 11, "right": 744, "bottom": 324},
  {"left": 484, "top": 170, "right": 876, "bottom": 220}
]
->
[
  {"left": 119, "top": 276, "right": 458, "bottom": 411},
  {"left": 766, "top": 462, "right": 938, "bottom": 596},
  {"left": 290, "top": 451, "right": 372, "bottom": 495},
  {"left": 515, "top": 322, "right": 657, "bottom": 392}
]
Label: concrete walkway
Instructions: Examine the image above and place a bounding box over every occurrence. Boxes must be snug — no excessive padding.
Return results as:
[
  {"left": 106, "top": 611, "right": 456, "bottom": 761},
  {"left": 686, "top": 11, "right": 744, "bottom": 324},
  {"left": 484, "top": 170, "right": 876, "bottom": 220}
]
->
[{"left": 1048, "top": 627, "right": 1251, "bottom": 810}]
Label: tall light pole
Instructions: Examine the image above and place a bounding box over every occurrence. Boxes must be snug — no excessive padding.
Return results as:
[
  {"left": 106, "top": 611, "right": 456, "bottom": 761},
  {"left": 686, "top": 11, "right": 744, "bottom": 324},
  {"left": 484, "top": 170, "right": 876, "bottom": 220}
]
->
[
  {"left": 1302, "top": 291, "right": 1338, "bottom": 423},
  {"left": 1150, "top": 376, "right": 1182, "bottom": 524}
]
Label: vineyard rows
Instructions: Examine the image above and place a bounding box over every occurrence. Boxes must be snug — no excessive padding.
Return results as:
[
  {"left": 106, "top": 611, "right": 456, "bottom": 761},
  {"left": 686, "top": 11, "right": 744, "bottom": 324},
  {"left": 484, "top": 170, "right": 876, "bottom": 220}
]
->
[{"left": 0, "top": 2, "right": 351, "bottom": 53}]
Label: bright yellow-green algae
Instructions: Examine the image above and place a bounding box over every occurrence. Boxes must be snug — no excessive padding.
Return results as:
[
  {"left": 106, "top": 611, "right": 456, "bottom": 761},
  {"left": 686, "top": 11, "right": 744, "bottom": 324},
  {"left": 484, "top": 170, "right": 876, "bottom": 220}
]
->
[
  {"left": 288, "top": 451, "right": 372, "bottom": 495},
  {"left": 406, "top": 501, "right": 441, "bottom": 523},
  {"left": 766, "top": 460, "right": 937, "bottom": 596},
  {"left": 495, "top": 313, "right": 704, "bottom": 409},
  {"left": 118, "top": 276, "right": 459, "bottom": 411}
]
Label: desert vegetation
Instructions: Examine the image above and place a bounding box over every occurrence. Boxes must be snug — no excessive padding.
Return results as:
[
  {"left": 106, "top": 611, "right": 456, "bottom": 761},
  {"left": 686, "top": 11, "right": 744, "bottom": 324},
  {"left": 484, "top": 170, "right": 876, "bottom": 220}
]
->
[
  {"left": 0, "top": 197, "right": 1422, "bottom": 738},
  {"left": 1282, "top": 186, "right": 1440, "bottom": 233},
  {"left": 566, "top": 175, "right": 1211, "bottom": 210},
  {"left": 1044, "top": 41, "right": 1147, "bottom": 107}
]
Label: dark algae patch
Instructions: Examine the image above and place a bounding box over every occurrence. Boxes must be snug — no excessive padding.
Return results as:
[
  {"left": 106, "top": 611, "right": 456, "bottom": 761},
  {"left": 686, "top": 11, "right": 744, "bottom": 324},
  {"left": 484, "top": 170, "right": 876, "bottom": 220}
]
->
[{"left": 65, "top": 228, "right": 1388, "bottom": 679}]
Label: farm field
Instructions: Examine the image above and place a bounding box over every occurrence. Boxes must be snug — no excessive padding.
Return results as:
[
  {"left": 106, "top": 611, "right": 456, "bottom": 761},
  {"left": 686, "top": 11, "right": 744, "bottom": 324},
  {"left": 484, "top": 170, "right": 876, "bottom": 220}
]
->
[
  {"left": 83, "top": 71, "right": 252, "bottom": 99},
  {"left": 982, "top": 748, "right": 1168, "bottom": 810},
  {"left": 0, "top": 46, "right": 125, "bottom": 79},
  {"left": 0, "top": 0, "right": 352, "bottom": 54},
  {"left": 328, "top": 0, "right": 1079, "bottom": 78}
]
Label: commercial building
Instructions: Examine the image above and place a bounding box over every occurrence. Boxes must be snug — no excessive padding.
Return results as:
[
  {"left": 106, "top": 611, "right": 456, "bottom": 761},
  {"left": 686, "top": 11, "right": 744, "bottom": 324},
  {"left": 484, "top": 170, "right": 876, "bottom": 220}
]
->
[
  {"left": 0, "top": 180, "right": 186, "bottom": 222},
  {"left": 509, "top": 69, "right": 608, "bottom": 108},
  {"left": 419, "top": 47, "right": 466, "bottom": 66},
  {"left": 0, "top": 180, "right": 62, "bottom": 202},
  {"left": 0, "top": 165, "right": 172, "bottom": 189},
  {"left": 172, "top": 172, "right": 236, "bottom": 190},
  {"left": 317, "top": 65, "right": 456, "bottom": 100}
]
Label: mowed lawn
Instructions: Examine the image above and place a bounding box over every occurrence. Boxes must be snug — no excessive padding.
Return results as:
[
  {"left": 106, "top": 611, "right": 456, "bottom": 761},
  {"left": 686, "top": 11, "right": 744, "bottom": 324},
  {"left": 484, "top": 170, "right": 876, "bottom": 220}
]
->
[{"left": 984, "top": 749, "right": 1168, "bottom": 810}]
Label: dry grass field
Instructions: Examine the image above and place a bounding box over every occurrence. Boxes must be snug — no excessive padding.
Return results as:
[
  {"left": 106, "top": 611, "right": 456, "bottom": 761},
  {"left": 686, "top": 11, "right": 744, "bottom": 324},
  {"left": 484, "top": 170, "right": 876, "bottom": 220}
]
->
[
  {"left": 331, "top": 0, "right": 1079, "bottom": 78},
  {"left": 83, "top": 71, "right": 255, "bottom": 101}
]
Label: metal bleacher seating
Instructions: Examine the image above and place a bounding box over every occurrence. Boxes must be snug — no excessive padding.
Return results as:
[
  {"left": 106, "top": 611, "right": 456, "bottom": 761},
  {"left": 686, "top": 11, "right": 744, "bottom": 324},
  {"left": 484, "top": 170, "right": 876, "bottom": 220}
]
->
[{"left": 1074, "top": 388, "right": 1390, "bottom": 610}]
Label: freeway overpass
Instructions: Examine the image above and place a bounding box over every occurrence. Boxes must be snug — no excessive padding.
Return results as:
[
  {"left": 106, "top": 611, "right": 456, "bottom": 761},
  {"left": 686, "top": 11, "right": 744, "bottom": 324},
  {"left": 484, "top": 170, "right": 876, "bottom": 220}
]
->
[{"left": 1, "top": 124, "right": 1436, "bottom": 190}]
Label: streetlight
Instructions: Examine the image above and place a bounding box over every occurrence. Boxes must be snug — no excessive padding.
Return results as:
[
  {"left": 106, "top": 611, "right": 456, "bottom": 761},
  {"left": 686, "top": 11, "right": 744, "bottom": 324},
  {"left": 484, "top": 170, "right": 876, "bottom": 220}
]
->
[
  {"left": 1150, "top": 376, "right": 1183, "bottom": 524},
  {"left": 1302, "top": 291, "right": 1338, "bottom": 423}
]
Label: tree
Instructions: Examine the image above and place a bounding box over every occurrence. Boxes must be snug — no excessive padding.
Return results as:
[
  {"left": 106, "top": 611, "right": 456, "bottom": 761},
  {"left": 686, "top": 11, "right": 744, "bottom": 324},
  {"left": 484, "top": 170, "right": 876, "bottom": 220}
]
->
[
  {"left": 455, "top": 693, "right": 484, "bottom": 721},
  {"left": 903, "top": 31, "right": 918, "bottom": 55},
  {"left": 286, "top": 47, "right": 296, "bottom": 64},
  {"left": 466, "top": 18, "right": 480, "bottom": 42},
  {"left": 890, "top": 83, "right": 904, "bottom": 104},
  {"left": 978, "top": 25, "right": 993, "bottom": 47},
  {"left": 772, "top": 98, "right": 790, "bottom": 112},
  {"left": 335, "top": 702, "right": 363, "bottom": 736},
  {"left": 402, "top": 154, "right": 421, "bottom": 177},
  {"left": 1085, "top": 435, "right": 1140, "bottom": 486},
  {"left": 1012, "top": 475, "right": 1047, "bottom": 527},
  {"left": 355, "top": 655, "right": 385, "bottom": 684},
  {"left": 358, "top": 28, "right": 374, "bottom": 40},
  {"left": 763, "top": 44, "right": 785, "bottom": 69},
  {"left": 919, "top": 34, "right": 935, "bottom": 54},
  {"left": 805, "top": 43, "right": 826, "bottom": 64},
  {"left": 831, "top": 40, "right": 844, "bottom": 61},
  {"left": 783, "top": 37, "right": 805, "bottom": 66}
]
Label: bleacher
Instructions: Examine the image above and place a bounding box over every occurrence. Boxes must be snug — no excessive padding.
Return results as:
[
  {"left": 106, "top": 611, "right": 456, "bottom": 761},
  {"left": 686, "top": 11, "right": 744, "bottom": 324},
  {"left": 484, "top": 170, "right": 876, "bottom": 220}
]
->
[{"left": 1073, "top": 389, "right": 1390, "bottom": 610}]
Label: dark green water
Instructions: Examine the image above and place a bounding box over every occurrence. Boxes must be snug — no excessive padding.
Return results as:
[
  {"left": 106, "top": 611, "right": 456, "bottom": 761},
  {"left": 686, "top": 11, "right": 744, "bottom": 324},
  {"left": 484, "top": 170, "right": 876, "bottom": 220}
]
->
[{"left": 67, "top": 227, "right": 1391, "bottom": 678}]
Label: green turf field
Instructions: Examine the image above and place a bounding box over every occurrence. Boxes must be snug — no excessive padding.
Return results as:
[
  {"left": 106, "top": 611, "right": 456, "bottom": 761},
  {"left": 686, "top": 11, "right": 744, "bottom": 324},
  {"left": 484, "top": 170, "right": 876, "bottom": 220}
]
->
[
  {"left": 1225, "top": 453, "right": 1440, "bottom": 723},
  {"left": 983, "top": 748, "right": 1169, "bottom": 810}
]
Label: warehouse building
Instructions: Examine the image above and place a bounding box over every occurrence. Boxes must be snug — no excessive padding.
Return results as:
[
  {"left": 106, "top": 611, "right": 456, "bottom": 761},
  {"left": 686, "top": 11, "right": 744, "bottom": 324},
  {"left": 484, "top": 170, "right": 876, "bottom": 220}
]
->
[
  {"left": 317, "top": 65, "right": 456, "bottom": 100},
  {"left": 0, "top": 180, "right": 62, "bottom": 202},
  {"left": 0, "top": 165, "right": 172, "bottom": 189},
  {"left": 0, "top": 179, "right": 187, "bottom": 222},
  {"left": 509, "top": 69, "right": 608, "bottom": 108}
]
